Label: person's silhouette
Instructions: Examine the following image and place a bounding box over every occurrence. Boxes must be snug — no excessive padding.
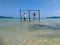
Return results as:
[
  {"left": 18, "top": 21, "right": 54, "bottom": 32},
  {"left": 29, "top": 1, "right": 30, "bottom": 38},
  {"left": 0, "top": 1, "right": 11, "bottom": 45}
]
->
[
  {"left": 33, "top": 12, "right": 36, "bottom": 20},
  {"left": 24, "top": 13, "right": 26, "bottom": 21}
]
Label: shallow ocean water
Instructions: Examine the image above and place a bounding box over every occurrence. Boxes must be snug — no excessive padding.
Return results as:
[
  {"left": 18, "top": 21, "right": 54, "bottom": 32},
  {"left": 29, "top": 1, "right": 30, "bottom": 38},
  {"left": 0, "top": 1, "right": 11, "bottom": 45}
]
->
[{"left": 0, "top": 19, "right": 60, "bottom": 45}]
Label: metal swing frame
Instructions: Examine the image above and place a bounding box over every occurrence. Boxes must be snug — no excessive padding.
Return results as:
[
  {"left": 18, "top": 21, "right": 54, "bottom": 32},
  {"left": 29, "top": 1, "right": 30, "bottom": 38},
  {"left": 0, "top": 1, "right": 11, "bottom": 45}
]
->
[{"left": 20, "top": 10, "right": 40, "bottom": 22}]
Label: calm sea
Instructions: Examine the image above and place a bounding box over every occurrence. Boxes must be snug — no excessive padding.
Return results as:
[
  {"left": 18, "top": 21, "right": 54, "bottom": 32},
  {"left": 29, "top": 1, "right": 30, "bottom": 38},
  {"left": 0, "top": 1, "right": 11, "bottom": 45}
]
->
[{"left": 0, "top": 18, "right": 60, "bottom": 45}]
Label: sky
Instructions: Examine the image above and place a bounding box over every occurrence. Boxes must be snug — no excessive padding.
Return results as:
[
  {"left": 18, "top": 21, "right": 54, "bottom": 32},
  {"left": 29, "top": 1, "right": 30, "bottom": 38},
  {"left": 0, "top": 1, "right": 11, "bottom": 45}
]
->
[{"left": 0, "top": 0, "right": 60, "bottom": 18}]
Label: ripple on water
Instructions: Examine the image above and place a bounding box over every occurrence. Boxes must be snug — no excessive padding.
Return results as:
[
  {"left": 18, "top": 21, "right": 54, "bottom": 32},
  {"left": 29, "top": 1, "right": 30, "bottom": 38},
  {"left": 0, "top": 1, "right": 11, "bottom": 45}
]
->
[{"left": 28, "top": 24, "right": 60, "bottom": 31}]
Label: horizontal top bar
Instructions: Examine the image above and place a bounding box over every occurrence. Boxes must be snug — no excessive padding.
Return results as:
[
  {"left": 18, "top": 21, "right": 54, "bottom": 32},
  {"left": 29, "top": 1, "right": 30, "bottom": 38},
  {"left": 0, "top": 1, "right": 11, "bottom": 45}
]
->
[{"left": 20, "top": 10, "right": 40, "bottom": 11}]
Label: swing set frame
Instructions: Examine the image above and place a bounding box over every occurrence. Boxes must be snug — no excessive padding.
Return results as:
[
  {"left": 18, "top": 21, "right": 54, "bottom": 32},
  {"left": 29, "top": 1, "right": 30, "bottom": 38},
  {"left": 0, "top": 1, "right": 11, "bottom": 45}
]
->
[{"left": 20, "top": 10, "right": 40, "bottom": 22}]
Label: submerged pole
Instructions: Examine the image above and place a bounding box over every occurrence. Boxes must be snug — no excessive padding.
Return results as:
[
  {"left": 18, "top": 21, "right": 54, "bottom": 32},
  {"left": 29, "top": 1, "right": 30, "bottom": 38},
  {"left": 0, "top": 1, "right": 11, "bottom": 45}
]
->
[
  {"left": 28, "top": 10, "right": 31, "bottom": 22},
  {"left": 20, "top": 10, "right": 22, "bottom": 21},
  {"left": 38, "top": 10, "right": 40, "bottom": 22}
]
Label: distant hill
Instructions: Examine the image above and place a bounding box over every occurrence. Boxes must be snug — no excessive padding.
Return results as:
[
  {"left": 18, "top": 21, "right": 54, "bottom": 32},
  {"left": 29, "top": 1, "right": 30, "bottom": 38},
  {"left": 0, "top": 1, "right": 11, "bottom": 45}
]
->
[
  {"left": 0, "top": 16, "right": 14, "bottom": 18},
  {"left": 46, "top": 16, "right": 60, "bottom": 19}
]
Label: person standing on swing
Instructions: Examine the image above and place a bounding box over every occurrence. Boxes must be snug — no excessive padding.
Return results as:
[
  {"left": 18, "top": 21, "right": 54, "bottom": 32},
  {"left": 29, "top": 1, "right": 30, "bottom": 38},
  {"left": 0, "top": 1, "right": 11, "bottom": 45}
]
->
[
  {"left": 33, "top": 12, "right": 36, "bottom": 20},
  {"left": 24, "top": 13, "right": 26, "bottom": 21}
]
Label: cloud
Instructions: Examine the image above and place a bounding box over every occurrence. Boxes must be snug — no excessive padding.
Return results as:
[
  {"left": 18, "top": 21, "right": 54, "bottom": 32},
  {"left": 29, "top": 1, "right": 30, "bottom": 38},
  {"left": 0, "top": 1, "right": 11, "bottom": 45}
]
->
[
  {"left": 40, "top": 10, "right": 60, "bottom": 18},
  {"left": 54, "top": 10, "right": 60, "bottom": 16},
  {"left": 50, "top": 10, "right": 60, "bottom": 16},
  {"left": 40, "top": 8, "right": 60, "bottom": 18}
]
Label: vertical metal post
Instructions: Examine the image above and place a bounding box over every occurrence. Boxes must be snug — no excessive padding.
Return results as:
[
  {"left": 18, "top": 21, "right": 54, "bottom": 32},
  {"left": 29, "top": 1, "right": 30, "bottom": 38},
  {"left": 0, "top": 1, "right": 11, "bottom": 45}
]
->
[
  {"left": 20, "top": 10, "right": 22, "bottom": 21},
  {"left": 38, "top": 10, "right": 40, "bottom": 22},
  {"left": 28, "top": 10, "right": 31, "bottom": 22}
]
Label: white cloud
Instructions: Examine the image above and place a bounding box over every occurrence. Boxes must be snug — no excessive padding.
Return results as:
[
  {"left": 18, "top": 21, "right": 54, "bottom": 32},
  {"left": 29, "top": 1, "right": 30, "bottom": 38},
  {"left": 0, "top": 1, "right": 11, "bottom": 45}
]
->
[
  {"left": 50, "top": 10, "right": 60, "bottom": 16},
  {"left": 40, "top": 9, "right": 60, "bottom": 18}
]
